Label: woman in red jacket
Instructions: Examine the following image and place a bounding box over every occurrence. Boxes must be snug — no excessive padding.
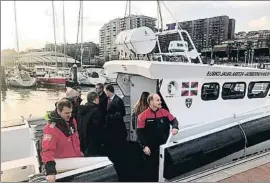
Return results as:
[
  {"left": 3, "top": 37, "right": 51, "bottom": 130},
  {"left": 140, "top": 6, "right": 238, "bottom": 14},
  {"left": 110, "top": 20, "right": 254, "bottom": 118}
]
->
[{"left": 41, "top": 99, "right": 83, "bottom": 182}]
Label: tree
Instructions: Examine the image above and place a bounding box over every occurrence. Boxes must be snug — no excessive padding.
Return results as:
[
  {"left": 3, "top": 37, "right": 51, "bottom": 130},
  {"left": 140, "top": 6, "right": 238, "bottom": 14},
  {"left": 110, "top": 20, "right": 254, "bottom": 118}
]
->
[
  {"left": 105, "top": 55, "right": 110, "bottom": 62},
  {"left": 226, "top": 43, "right": 233, "bottom": 62},
  {"left": 1, "top": 49, "right": 17, "bottom": 66},
  {"left": 235, "top": 42, "right": 241, "bottom": 63},
  {"left": 246, "top": 40, "right": 253, "bottom": 63},
  {"left": 246, "top": 40, "right": 252, "bottom": 51},
  {"left": 210, "top": 39, "right": 215, "bottom": 60}
]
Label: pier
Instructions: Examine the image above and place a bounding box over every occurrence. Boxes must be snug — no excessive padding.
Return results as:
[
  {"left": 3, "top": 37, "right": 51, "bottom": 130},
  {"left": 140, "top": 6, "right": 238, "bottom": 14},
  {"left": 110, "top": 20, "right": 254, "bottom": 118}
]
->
[{"left": 177, "top": 151, "right": 270, "bottom": 182}]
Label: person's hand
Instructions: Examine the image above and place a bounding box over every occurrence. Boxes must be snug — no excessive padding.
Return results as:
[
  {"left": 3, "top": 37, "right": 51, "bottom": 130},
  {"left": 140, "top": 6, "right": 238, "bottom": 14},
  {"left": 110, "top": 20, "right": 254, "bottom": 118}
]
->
[
  {"left": 46, "top": 174, "right": 56, "bottom": 182},
  {"left": 143, "top": 146, "right": 151, "bottom": 156},
  {"left": 171, "top": 128, "right": 178, "bottom": 136}
]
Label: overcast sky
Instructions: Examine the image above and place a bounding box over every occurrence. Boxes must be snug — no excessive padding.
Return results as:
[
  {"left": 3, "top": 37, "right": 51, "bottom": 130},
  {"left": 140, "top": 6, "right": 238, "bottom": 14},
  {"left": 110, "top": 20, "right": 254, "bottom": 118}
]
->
[{"left": 1, "top": 1, "right": 270, "bottom": 51}]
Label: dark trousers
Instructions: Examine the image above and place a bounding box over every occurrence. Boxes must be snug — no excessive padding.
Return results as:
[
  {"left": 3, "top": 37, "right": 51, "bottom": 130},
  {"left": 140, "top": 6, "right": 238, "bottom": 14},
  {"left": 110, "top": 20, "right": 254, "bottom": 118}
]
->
[
  {"left": 106, "top": 140, "right": 130, "bottom": 182},
  {"left": 144, "top": 148, "right": 160, "bottom": 182}
]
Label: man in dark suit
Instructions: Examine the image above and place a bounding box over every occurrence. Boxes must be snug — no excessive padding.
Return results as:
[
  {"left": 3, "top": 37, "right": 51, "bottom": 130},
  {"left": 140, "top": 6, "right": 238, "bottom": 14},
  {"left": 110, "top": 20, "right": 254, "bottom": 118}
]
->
[
  {"left": 104, "top": 84, "right": 129, "bottom": 181},
  {"left": 95, "top": 83, "right": 107, "bottom": 125},
  {"left": 78, "top": 91, "right": 105, "bottom": 156}
]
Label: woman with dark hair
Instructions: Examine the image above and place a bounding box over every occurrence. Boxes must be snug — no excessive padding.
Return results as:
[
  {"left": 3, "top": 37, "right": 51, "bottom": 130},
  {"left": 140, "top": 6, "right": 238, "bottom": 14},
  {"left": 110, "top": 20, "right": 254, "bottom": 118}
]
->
[
  {"left": 132, "top": 91, "right": 150, "bottom": 130},
  {"left": 129, "top": 91, "right": 150, "bottom": 181},
  {"left": 133, "top": 91, "right": 150, "bottom": 117}
]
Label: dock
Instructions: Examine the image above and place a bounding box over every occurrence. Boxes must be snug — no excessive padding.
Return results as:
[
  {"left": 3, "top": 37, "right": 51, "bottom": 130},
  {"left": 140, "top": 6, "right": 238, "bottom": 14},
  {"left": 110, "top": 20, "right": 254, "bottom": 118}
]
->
[{"left": 176, "top": 151, "right": 270, "bottom": 182}]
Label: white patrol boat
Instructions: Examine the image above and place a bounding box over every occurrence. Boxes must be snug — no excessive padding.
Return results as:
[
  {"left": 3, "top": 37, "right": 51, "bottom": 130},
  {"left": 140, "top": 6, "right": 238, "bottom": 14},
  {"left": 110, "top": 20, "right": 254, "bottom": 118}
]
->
[
  {"left": 1, "top": 28, "right": 270, "bottom": 183},
  {"left": 103, "top": 26, "right": 270, "bottom": 181}
]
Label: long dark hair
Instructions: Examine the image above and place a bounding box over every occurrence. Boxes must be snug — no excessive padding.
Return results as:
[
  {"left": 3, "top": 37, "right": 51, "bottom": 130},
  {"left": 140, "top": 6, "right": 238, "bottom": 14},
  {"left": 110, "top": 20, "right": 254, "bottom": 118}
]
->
[{"left": 133, "top": 91, "right": 150, "bottom": 116}]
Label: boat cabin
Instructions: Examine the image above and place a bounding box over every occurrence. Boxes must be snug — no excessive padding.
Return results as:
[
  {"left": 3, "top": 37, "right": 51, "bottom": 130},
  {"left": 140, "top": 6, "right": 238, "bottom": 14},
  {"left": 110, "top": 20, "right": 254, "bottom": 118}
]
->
[{"left": 103, "top": 60, "right": 270, "bottom": 136}]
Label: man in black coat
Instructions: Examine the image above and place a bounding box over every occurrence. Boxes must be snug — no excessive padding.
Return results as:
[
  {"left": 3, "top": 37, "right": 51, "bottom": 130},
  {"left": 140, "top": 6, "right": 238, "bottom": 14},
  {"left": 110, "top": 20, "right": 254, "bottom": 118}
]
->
[
  {"left": 104, "top": 84, "right": 129, "bottom": 181},
  {"left": 95, "top": 83, "right": 107, "bottom": 127},
  {"left": 78, "top": 91, "right": 105, "bottom": 156},
  {"left": 65, "top": 87, "right": 82, "bottom": 122}
]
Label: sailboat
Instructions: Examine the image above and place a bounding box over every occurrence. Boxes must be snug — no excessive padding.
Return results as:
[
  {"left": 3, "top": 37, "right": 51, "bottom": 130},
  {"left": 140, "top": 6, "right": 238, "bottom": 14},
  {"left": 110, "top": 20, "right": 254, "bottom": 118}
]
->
[
  {"left": 7, "top": 67, "right": 37, "bottom": 88},
  {"left": 8, "top": 2, "right": 37, "bottom": 88},
  {"left": 36, "top": 1, "right": 67, "bottom": 87},
  {"left": 66, "top": 1, "right": 106, "bottom": 87}
]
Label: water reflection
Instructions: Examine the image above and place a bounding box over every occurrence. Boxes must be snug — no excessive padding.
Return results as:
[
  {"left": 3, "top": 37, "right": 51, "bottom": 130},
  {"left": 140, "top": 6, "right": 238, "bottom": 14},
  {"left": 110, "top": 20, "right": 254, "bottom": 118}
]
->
[
  {"left": 1, "top": 89, "right": 7, "bottom": 102},
  {"left": 1, "top": 87, "right": 91, "bottom": 121},
  {"left": 18, "top": 89, "right": 32, "bottom": 101}
]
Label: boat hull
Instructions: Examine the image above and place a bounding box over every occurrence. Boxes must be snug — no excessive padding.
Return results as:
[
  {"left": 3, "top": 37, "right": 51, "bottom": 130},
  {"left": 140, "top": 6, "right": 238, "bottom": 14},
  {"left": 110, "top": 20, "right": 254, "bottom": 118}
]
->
[
  {"left": 78, "top": 77, "right": 106, "bottom": 86},
  {"left": 162, "top": 115, "right": 270, "bottom": 180},
  {"left": 8, "top": 77, "right": 37, "bottom": 88},
  {"left": 57, "top": 164, "right": 118, "bottom": 182},
  {"left": 37, "top": 77, "right": 66, "bottom": 87}
]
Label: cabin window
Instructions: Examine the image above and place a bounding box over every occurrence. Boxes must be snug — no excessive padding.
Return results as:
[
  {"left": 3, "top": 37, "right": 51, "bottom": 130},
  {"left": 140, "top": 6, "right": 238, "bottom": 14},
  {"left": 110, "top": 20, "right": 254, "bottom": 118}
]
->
[
  {"left": 222, "top": 82, "right": 246, "bottom": 100},
  {"left": 201, "top": 83, "right": 220, "bottom": 101},
  {"left": 247, "top": 81, "right": 270, "bottom": 99}
]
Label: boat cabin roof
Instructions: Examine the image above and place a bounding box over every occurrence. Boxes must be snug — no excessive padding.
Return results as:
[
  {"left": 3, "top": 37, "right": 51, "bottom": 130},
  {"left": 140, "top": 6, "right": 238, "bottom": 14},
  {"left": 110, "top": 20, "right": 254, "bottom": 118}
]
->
[{"left": 104, "top": 60, "right": 270, "bottom": 80}]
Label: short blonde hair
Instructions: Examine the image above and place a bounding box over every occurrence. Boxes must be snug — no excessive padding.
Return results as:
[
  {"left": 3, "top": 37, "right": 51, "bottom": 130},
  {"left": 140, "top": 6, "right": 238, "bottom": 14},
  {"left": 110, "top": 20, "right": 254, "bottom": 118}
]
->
[{"left": 66, "top": 87, "right": 79, "bottom": 98}]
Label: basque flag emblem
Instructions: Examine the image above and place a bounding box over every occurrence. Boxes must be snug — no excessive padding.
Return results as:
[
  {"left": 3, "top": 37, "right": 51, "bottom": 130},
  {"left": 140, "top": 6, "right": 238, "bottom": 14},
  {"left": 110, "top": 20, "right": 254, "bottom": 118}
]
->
[{"left": 181, "top": 81, "right": 198, "bottom": 96}]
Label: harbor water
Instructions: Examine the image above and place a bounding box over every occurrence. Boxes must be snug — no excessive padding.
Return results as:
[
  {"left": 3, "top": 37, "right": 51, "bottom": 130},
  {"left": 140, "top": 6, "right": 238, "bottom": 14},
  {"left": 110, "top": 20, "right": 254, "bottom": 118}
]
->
[{"left": 1, "top": 87, "right": 92, "bottom": 122}]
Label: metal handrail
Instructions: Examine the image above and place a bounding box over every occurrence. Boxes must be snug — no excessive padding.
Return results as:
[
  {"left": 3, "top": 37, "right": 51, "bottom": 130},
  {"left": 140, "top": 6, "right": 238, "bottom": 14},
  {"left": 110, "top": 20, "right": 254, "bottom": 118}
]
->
[
  {"left": 166, "top": 104, "right": 270, "bottom": 144},
  {"left": 166, "top": 104, "right": 270, "bottom": 146},
  {"left": 233, "top": 104, "right": 270, "bottom": 117},
  {"left": 187, "top": 104, "right": 270, "bottom": 130}
]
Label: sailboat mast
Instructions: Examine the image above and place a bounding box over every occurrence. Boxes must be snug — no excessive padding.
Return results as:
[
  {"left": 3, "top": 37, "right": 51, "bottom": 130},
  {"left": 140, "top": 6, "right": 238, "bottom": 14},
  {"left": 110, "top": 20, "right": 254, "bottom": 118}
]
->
[
  {"left": 13, "top": 1, "right": 20, "bottom": 62},
  {"left": 128, "top": 0, "right": 131, "bottom": 30},
  {"left": 157, "top": 0, "right": 163, "bottom": 31},
  {"left": 80, "top": 0, "right": 83, "bottom": 67},
  {"left": 52, "top": 0, "right": 58, "bottom": 67},
  {"left": 74, "top": 2, "right": 81, "bottom": 65},
  {"left": 62, "top": 1, "right": 67, "bottom": 66}
]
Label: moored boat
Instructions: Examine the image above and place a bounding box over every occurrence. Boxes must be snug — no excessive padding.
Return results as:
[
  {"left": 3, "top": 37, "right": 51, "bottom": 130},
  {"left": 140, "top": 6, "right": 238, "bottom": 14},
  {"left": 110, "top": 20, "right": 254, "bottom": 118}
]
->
[
  {"left": 37, "top": 72, "right": 66, "bottom": 87},
  {"left": 7, "top": 71, "right": 37, "bottom": 88}
]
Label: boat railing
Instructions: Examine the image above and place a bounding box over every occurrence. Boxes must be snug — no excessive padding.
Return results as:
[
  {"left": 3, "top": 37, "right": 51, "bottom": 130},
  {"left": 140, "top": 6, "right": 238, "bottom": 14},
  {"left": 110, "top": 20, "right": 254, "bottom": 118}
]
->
[
  {"left": 167, "top": 104, "right": 270, "bottom": 144},
  {"left": 155, "top": 29, "right": 203, "bottom": 64}
]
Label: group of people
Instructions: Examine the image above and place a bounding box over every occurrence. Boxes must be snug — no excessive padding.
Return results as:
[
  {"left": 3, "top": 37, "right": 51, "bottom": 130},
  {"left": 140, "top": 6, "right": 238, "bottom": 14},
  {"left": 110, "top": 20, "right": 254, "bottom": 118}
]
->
[{"left": 40, "top": 83, "right": 179, "bottom": 182}]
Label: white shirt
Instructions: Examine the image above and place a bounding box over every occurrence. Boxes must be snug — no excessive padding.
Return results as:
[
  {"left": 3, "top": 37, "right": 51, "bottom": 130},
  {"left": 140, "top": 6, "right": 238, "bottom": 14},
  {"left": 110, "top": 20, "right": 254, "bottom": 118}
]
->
[{"left": 110, "top": 94, "right": 115, "bottom": 100}]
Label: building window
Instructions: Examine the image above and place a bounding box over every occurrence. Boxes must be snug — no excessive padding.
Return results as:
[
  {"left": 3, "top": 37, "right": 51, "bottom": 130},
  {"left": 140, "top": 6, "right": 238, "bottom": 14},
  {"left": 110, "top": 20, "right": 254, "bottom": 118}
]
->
[
  {"left": 247, "top": 81, "right": 270, "bottom": 99},
  {"left": 222, "top": 82, "right": 246, "bottom": 100},
  {"left": 201, "top": 83, "right": 220, "bottom": 101}
]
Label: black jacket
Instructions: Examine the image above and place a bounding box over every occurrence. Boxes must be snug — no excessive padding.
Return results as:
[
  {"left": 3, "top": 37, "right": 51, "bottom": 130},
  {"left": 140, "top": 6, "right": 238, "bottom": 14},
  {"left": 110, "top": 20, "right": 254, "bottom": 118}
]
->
[
  {"left": 106, "top": 95, "right": 127, "bottom": 145},
  {"left": 98, "top": 92, "right": 108, "bottom": 126},
  {"left": 78, "top": 102, "right": 104, "bottom": 156},
  {"left": 136, "top": 108, "right": 179, "bottom": 150}
]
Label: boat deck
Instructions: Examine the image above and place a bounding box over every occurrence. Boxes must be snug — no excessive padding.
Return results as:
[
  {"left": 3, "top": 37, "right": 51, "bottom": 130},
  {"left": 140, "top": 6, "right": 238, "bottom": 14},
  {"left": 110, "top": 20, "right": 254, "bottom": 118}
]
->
[{"left": 219, "top": 162, "right": 270, "bottom": 182}]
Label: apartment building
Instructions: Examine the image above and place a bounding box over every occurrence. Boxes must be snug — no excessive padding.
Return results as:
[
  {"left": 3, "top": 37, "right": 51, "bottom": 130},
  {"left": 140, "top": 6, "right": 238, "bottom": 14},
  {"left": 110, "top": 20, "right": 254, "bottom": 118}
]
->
[
  {"left": 99, "top": 15, "right": 157, "bottom": 61},
  {"left": 166, "top": 15, "right": 236, "bottom": 50}
]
